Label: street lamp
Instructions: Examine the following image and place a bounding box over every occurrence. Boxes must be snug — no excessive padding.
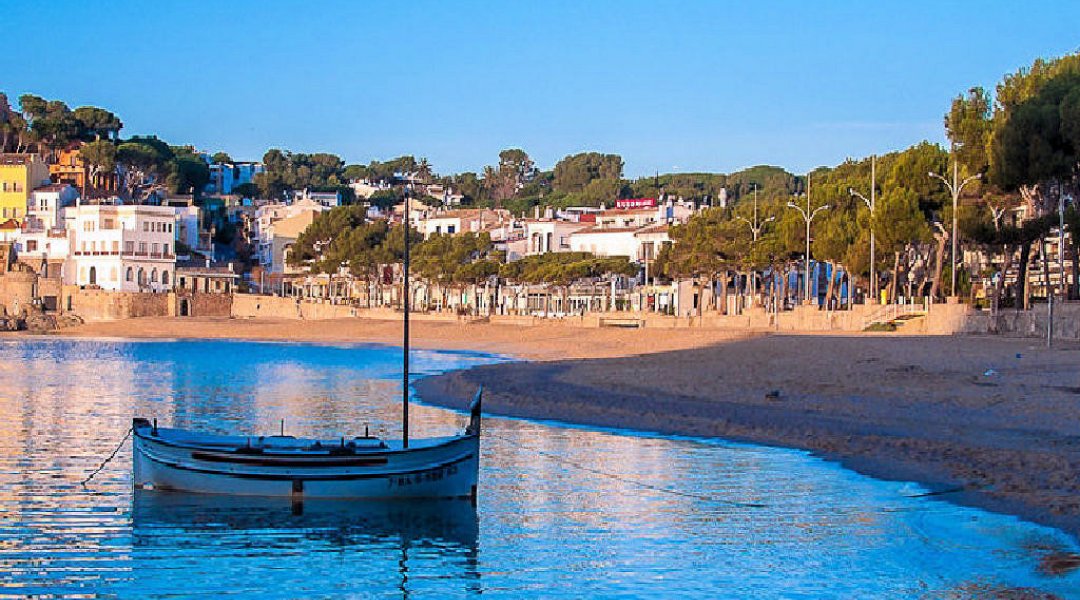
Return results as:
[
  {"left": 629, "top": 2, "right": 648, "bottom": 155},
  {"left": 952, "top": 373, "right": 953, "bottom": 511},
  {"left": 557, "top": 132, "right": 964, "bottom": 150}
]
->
[
  {"left": 929, "top": 163, "right": 981, "bottom": 297},
  {"left": 787, "top": 174, "right": 829, "bottom": 304},
  {"left": 735, "top": 183, "right": 775, "bottom": 306},
  {"left": 849, "top": 155, "right": 876, "bottom": 303}
]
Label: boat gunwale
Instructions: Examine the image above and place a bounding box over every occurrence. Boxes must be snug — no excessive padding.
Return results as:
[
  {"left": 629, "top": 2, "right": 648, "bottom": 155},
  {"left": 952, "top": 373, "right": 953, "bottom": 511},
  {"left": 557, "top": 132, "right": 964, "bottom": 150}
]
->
[
  {"left": 133, "top": 420, "right": 476, "bottom": 456},
  {"left": 137, "top": 445, "right": 476, "bottom": 482}
]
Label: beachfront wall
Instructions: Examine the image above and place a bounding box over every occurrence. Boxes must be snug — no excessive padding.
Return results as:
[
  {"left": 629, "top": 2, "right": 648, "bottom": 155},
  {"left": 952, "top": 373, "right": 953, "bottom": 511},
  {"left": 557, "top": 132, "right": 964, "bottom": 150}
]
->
[
  {"left": 231, "top": 292, "right": 357, "bottom": 320},
  {"left": 64, "top": 286, "right": 170, "bottom": 321},
  {"left": 961, "top": 303, "right": 1080, "bottom": 341}
]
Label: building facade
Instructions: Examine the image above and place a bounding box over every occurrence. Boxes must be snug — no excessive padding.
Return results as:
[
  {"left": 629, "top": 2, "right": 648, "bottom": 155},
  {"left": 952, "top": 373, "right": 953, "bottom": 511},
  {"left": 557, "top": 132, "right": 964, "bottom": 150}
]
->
[
  {"left": 63, "top": 203, "right": 177, "bottom": 292},
  {"left": 0, "top": 154, "right": 50, "bottom": 224}
]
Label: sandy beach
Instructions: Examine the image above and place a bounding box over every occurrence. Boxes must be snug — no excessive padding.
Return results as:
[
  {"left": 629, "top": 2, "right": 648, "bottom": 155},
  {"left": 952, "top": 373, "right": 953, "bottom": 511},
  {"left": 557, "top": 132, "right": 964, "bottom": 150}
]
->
[{"left": 47, "top": 317, "right": 1080, "bottom": 542}]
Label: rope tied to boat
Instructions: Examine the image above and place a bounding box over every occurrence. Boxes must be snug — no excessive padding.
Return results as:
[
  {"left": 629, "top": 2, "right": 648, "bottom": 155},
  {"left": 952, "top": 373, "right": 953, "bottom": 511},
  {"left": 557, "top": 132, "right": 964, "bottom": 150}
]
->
[{"left": 81, "top": 426, "right": 133, "bottom": 487}]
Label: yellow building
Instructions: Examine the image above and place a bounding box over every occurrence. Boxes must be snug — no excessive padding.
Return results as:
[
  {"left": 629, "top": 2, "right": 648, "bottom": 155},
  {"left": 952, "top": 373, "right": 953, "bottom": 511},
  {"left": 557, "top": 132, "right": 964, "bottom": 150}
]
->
[{"left": 0, "top": 154, "right": 50, "bottom": 224}]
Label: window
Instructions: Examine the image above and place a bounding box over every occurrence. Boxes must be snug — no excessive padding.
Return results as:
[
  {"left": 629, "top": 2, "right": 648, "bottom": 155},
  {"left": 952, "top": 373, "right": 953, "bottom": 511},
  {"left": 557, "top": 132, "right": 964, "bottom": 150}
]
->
[
  {"left": 125, "top": 267, "right": 133, "bottom": 282},
  {"left": 139, "top": 242, "right": 147, "bottom": 254},
  {"left": 26, "top": 240, "right": 37, "bottom": 252},
  {"left": 151, "top": 268, "right": 158, "bottom": 283},
  {"left": 124, "top": 241, "right": 134, "bottom": 254},
  {"left": 111, "top": 241, "right": 119, "bottom": 253},
  {"left": 161, "top": 271, "right": 169, "bottom": 285},
  {"left": 163, "top": 244, "right": 169, "bottom": 255},
  {"left": 152, "top": 243, "right": 159, "bottom": 255},
  {"left": 168, "top": 223, "right": 173, "bottom": 233}
]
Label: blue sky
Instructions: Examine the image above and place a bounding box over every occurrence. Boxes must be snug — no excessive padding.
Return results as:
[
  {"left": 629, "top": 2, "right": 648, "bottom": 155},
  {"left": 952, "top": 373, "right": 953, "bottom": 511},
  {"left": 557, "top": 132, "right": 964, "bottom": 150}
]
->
[{"left": 2, "top": 1, "right": 1078, "bottom": 178}]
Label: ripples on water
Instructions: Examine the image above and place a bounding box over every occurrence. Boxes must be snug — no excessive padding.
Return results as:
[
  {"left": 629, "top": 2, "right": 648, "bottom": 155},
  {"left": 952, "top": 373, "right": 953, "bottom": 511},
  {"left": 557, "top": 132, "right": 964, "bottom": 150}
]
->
[{"left": 0, "top": 338, "right": 1077, "bottom": 599}]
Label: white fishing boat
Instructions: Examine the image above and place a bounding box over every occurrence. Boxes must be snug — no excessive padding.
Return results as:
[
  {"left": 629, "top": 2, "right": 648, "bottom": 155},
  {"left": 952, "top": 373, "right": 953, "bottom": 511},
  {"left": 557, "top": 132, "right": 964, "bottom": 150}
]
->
[
  {"left": 132, "top": 186, "right": 484, "bottom": 500},
  {"left": 131, "top": 392, "right": 481, "bottom": 499}
]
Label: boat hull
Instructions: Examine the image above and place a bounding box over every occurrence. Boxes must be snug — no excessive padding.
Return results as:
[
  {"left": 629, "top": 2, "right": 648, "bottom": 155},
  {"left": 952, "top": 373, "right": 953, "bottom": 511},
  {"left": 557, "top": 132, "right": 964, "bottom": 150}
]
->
[{"left": 133, "top": 421, "right": 480, "bottom": 499}]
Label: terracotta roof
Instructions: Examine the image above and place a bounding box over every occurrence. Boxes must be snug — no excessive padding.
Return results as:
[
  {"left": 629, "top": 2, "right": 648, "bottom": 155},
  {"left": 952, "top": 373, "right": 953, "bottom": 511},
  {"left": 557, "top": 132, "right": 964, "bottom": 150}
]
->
[{"left": 635, "top": 223, "right": 670, "bottom": 235}]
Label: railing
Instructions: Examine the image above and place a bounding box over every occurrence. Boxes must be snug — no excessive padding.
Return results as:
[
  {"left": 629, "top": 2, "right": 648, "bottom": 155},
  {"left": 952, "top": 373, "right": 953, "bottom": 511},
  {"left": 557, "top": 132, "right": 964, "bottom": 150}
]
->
[
  {"left": 861, "top": 301, "right": 928, "bottom": 329},
  {"left": 72, "top": 250, "right": 175, "bottom": 260}
]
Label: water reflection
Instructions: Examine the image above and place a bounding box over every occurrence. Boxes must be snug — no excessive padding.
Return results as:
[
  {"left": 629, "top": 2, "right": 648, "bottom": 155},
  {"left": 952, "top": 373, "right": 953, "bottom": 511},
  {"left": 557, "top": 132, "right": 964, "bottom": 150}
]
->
[
  {"left": 129, "top": 492, "right": 480, "bottom": 598},
  {"left": 0, "top": 338, "right": 1078, "bottom": 599}
]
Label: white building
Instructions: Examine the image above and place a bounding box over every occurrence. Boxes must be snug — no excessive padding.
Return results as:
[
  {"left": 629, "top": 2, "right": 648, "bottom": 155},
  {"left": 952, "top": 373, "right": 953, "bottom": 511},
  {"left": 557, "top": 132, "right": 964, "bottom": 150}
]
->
[
  {"left": 263, "top": 211, "right": 319, "bottom": 274},
  {"left": 521, "top": 219, "right": 589, "bottom": 255},
  {"left": 205, "top": 162, "right": 264, "bottom": 196},
  {"left": 252, "top": 200, "right": 328, "bottom": 269},
  {"left": 63, "top": 203, "right": 177, "bottom": 291},
  {"left": 292, "top": 189, "right": 342, "bottom": 208},
  {"left": 415, "top": 208, "right": 511, "bottom": 238},
  {"left": 173, "top": 205, "right": 204, "bottom": 253},
  {"left": 349, "top": 179, "right": 392, "bottom": 199},
  {"left": 27, "top": 184, "right": 79, "bottom": 231},
  {"left": 568, "top": 226, "right": 640, "bottom": 258}
]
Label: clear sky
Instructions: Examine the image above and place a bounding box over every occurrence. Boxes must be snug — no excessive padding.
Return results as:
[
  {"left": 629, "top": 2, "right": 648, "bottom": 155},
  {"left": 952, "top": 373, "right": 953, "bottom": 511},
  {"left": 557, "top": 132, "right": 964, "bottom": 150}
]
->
[{"left": 2, "top": 1, "right": 1078, "bottom": 178}]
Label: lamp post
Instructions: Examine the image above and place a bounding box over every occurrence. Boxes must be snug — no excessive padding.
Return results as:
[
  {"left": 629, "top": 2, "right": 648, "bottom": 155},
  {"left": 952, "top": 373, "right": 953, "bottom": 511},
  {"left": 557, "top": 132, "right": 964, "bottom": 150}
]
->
[
  {"left": 787, "top": 174, "right": 829, "bottom": 304},
  {"left": 735, "top": 183, "right": 775, "bottom": 307},
  {"left": 849, "top": 155, "right": 876, "bottom": 303},
  {"left": 929, "top": 162, "right": 981, "bottom": 297}
]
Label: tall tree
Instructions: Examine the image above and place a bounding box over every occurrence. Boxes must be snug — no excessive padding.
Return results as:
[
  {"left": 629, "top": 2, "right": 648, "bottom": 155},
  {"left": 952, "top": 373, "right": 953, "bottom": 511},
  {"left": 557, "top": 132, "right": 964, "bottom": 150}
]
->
[
  {"left": 73, "top": 106, "right": 123, "bottom": 141},
  {"left": 79, "top": 140, "right": 117, "bottom": 195}
]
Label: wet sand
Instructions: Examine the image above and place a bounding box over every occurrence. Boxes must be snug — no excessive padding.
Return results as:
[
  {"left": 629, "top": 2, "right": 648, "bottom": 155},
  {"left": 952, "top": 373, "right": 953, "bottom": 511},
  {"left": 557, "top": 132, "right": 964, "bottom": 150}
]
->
[
  {"left": 49, "top": 317, "right": 1080, "bottom": 541},
  {"left": 415, "top": 334, "right": 1080, "bottom": 542}
]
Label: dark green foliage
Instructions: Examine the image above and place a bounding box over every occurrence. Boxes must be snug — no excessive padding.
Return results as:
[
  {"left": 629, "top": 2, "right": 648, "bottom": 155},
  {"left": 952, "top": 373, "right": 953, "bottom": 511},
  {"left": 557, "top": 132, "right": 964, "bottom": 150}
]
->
[
  {"left": 500, "top": 251, "right": 637, "bottom": 284},
  {"left": 167, "top": 148, "right": 211, "bottom": 195},
  {"left": 254, "top": 149, "right": 347, "bottom": 200},
  {"left": 553, "top": 152, "right": 624, "bottom": 194}
]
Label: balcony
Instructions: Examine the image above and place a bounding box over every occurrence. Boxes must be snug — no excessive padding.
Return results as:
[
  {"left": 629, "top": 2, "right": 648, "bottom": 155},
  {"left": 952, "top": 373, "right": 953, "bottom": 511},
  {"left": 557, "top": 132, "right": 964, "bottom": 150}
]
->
[{"left": 71, "top": 250, "right": 176, "bottom": 260}]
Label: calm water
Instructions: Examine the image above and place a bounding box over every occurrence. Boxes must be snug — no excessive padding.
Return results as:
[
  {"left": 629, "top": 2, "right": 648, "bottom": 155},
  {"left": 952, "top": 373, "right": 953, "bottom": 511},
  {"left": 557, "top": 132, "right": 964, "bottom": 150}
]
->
[{"left": 0, "top": 338, "right": 1077, "bottom": 599}]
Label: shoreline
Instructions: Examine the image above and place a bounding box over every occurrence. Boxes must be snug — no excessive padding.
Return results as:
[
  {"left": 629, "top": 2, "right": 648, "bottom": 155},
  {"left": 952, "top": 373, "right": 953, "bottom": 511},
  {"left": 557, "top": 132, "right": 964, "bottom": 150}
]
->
[
  {"left": 30, "top": 316, "right": 1080, "bottom": 543},
  {"left": 413, "top": 334, "right": 1080, "bottom": 544}
]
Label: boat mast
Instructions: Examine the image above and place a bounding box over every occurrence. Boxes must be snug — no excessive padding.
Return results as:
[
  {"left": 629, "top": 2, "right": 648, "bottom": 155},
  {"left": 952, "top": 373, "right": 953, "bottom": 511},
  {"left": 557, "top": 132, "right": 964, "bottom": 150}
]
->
[{"left": 402, "top": 184, "right": 411, "bottom": 448}]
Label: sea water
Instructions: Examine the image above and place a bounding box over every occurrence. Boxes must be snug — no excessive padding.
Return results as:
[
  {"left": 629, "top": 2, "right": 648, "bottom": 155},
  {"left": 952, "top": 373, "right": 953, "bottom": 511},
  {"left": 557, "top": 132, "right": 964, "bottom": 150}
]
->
[{"left": 0, "top": 338, "right": 1077, "bottom": 599}]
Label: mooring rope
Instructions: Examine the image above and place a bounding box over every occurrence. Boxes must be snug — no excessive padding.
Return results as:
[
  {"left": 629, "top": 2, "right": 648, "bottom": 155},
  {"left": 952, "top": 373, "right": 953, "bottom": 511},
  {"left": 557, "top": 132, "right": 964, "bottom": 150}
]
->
[
  {"left": 81, "top": 427, "right": 133, "bottom": 487},
  {"left": 485, "top": 430, "right": 767, "bottom": 509}
]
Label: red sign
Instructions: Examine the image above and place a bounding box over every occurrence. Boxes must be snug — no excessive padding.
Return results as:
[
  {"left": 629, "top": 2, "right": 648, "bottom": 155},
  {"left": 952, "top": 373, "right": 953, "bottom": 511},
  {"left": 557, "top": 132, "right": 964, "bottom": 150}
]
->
[{"left": 615, "top": 197, "right": 657, "bottom": 209}]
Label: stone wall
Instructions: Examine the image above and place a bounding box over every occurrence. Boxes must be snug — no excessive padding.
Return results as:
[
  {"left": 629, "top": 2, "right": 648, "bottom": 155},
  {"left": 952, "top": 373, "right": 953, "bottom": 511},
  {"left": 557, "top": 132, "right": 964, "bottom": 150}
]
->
[
  {"left": 231, "top": 293, "right": 356, "bottom": 320},
  {"left": 65, "top": 286, "right": 170, "bottom": 321},
  {"left": 961, "top": 303, "right": 1080, "bottom": 341},
  {"left": 174, "top": 292, "right": 233, "bottom": 318},
  {"left": 0, "top": 271, "right": 37, "bottom": 316}
]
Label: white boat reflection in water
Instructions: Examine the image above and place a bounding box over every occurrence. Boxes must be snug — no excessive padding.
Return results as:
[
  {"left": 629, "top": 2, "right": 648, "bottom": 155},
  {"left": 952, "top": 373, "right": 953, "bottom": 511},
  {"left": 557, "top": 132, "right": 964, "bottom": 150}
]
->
[{"left": 131, "top": 490, "right": 480, "bottom": 549}]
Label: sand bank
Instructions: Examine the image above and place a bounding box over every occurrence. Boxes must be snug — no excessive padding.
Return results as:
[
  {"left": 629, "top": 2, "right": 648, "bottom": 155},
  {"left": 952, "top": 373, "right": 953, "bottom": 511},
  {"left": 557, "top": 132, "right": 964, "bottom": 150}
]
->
[{"left": 415, "top": 334, "right": 1080, "bottom": 542}]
